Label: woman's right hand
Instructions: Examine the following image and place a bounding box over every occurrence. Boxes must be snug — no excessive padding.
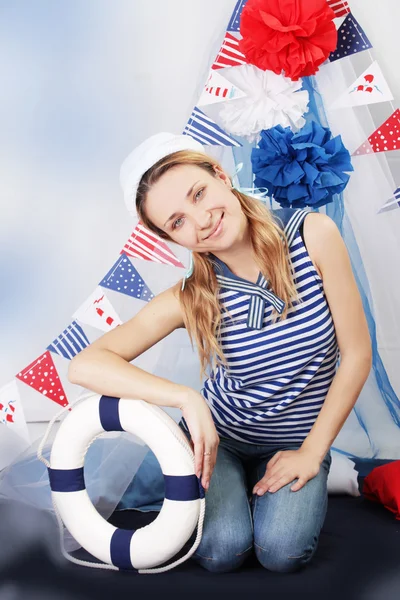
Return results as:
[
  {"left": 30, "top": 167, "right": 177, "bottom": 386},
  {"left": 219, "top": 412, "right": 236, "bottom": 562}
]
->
[{"left": 178, "top": 389, "right": 220, "bottom": 491}]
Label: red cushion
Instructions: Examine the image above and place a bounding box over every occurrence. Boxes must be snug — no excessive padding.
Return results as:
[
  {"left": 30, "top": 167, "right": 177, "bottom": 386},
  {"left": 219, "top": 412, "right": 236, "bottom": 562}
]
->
[{"left": 362, "top": 460, "right": 400, "bottom": 520}]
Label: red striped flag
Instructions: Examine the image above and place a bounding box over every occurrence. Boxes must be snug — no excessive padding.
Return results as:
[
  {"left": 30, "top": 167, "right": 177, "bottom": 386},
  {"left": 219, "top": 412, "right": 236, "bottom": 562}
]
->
[
  {"left": 122, "top": 222, "right": 184, "bottom": 268},
  {"left": 212, "top": 32, "right": 248, "bottom": 70},
  {"left": 326, "top": 0, "right": 350, "bottom": 18}
]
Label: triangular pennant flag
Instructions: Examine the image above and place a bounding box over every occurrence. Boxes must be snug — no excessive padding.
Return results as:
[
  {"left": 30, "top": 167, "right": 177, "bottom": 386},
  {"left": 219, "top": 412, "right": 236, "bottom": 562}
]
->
[
  {"left": 227, "top": 0, "right": 247, "bottom": 32},
  {"left": 47, "top": 320, "right": 91, "bottom": 360},
  {"left": 330, "top": 61, "right": 393, "bottom": 109},
  {"left": 0, "top": 380, "right": 30, "bottom": 443},
  {"left": 329, "top": 13, "right": 372, "bottom": 62},
  {"left": 73, "top": 287, "right": 123, "bottom": 331},
  {"left": 99, "top": 253, "right": 155, "bottom": 302},
  {"left": 377, "top": 187, "right": 400, "bottom": 214},
  {"left": 183, "top": 107, "right": 241, "bottom": 147},
  {"left": 327, "top": 0, "right": 350, "bottom": 19},
  {"left": 212, "top": 32, "right": 248, "bottom": 70},
  {"left": 353, "top": 109, "right": 400, "bottom": 156},
  {"left": 122, "top": 221, "right": 184, "bottom": 268},
  {"left": 198, "top": 70, "right": 246, "bottom": 106},
  {"left": 16, "top": 351, "right": 69, "bottom": 408}
]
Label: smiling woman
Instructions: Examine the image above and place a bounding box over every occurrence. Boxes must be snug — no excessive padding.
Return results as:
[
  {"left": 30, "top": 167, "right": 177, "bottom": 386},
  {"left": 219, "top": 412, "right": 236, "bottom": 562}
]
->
[{"left": 67, "top": 131, "right": 371, "bottom": 574}]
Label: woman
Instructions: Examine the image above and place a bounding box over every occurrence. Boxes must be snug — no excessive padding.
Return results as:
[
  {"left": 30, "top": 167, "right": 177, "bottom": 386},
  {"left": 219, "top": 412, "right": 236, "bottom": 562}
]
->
[{"left": 68, "top": 132, "right": 372, "bottom": 573}]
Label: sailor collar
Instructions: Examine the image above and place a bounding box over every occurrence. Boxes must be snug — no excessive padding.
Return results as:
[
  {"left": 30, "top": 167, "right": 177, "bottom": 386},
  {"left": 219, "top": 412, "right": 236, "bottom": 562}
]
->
[{"left": 209, "top": 254, "right": 286, "bottom": 330}]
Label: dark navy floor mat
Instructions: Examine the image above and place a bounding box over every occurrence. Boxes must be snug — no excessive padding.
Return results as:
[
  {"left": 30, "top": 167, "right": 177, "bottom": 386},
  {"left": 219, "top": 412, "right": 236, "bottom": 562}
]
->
[{"left": 1, "top": 472, "right": 400, "bottom": 600}]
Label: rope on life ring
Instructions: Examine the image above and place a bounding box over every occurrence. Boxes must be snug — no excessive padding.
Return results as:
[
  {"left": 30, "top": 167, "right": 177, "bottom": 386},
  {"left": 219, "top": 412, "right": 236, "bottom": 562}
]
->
[{"left": 38, "top": 391, "right": 206, "bottom": 574}]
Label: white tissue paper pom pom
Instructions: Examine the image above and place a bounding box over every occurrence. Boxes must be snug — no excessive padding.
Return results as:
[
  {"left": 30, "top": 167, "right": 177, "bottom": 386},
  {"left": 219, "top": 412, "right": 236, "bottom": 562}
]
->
[{"left": 218, "top": 64, "right": 309, "bottom": 143}]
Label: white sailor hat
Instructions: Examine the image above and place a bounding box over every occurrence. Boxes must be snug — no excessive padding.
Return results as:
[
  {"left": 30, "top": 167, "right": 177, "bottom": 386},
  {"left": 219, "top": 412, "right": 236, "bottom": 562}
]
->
[{"left": 119, "top": 132, "right": 205, "bottom": 217}]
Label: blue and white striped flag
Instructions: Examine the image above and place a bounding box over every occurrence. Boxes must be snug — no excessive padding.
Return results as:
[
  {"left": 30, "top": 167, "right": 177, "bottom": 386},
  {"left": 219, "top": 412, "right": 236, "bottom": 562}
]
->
[
  {"left": 183, "top": 107, "right": 241, "bottom": 147},
  {"left": 47, "top": 320, "right": 90, "bottom": 360}
]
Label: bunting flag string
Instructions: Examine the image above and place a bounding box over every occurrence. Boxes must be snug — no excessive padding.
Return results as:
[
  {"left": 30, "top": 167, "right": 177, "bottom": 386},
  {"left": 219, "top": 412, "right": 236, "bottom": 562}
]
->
[
  {"left": 16, "top": 351, "right": 69, "bottom": 408},
  {"left": 329, "top": 13, "right": 372, "bottom": 62},
  {"left": 99, "top": 254, "right": 155, "bottom": 301},
  {"left": 377, "top": 187, "right": 400, "bottom": 214},
  {"left": 212, "top": 32, "right": 248, "bottom": 70},
  {"left": 330, "top": 61, "right": 393, "bottom": 109},
  {"left": 47, "top": 320, "right": 90, "bottom": 360},
  {"left": 122, "top": 222, "right": 184, "bottom": 268},
  {"left": 353, "top": 109, "right": 400, "bottom": 156},
  {"left": 183, "top": 106, "right": 242, "bottom": 146}
]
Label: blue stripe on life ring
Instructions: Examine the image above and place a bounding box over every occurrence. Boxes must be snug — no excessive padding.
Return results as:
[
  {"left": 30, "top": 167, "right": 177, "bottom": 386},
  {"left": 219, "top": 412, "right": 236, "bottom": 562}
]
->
[
  {"left": 110, "top": 528, "right": 137, "bottom": 570},
  {"left": 164, "top": 474, "right": 205, "bottom": 500},
  {"left": 99, "top": 395, "right": 124, "bottom": 431},
  {"left": 48, "top": 467, "right": 85, "bottom": 492}
]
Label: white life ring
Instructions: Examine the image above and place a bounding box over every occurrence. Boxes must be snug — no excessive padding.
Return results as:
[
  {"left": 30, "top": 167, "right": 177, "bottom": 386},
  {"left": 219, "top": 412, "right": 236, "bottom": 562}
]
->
[{"left": 46, "top": 392, "right": 205, "bottom": 573}]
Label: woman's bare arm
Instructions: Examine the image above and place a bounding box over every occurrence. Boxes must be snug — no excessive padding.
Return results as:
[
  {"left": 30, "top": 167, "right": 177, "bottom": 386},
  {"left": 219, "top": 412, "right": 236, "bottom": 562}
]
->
[{"left": 68, "top": 282, "right": 190, "bottom": 409}]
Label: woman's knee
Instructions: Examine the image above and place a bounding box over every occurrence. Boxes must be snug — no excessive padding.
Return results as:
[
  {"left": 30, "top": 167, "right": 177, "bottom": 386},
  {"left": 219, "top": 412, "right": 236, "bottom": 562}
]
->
[
  {"left": 254, "top": 536, "right": 318, "bottom": 573},
  {"left": 193, "top": 541, "right": 253, "bottom": 573}
]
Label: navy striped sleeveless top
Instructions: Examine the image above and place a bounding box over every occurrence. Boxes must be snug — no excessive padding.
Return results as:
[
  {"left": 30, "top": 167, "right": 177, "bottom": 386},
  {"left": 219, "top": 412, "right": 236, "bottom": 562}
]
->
[{"left": 181, "top": 208, "right": 339, "bottom": 446}]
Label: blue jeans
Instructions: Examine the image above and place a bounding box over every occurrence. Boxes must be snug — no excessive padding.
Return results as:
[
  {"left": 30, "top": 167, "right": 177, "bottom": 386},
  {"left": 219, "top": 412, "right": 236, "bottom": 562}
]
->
[{"left": 179, "top": 421, "right": 332, "bottom": 574}]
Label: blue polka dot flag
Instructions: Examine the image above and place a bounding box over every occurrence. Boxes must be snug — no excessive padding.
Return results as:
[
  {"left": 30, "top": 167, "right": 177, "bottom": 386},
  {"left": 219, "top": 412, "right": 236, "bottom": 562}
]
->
[
  {"left": 227, "top": 0, "right": 247, "bottom": 32},
  {"left": 47, "top": 321, "right": 90, "bottom": 360},
  {"left": 329, "top": 13, "right": 372, "bottom": 62},
  {"left": 99, "top": 254, "right": 154, "bottom": 302}
]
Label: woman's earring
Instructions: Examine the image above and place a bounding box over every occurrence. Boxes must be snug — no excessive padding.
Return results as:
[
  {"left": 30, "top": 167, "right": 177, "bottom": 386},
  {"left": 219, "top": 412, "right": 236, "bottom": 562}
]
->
[{"left": 181, "top": 250, "right": 194, "bottom": 291}]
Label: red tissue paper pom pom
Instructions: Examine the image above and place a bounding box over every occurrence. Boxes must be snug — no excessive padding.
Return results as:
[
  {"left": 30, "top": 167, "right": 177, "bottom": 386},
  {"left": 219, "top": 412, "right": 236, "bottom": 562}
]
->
[
  {"left": 363, "top": 461, "right": 400, "bottom": 521},
  {"left": 239, "top": 0, "right": 338, "bottom": 81}
]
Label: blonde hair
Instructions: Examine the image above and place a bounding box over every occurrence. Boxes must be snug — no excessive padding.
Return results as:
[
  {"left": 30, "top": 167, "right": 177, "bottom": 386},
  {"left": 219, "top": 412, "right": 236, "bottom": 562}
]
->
[{"left": 136, "top": 150, "right": 302, "bottom": 380}]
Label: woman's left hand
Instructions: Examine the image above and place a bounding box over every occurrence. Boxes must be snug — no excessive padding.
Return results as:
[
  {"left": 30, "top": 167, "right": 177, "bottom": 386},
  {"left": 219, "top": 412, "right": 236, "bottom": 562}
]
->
[{"left": 252, "top": 447, "right": 322, "bottom": 495}]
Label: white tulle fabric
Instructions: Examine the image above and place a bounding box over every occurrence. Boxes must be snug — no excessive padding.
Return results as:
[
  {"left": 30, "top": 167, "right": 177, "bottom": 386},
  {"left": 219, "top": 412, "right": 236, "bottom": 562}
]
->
[{"left": 218, "top": 64, "right": 309, "bottom": 143}]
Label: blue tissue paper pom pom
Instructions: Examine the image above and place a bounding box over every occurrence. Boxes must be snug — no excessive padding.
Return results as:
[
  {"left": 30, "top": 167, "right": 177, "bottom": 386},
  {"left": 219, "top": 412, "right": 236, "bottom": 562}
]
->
[{"left": 251, "top": 121, "right": 354, "bottom": 209}]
